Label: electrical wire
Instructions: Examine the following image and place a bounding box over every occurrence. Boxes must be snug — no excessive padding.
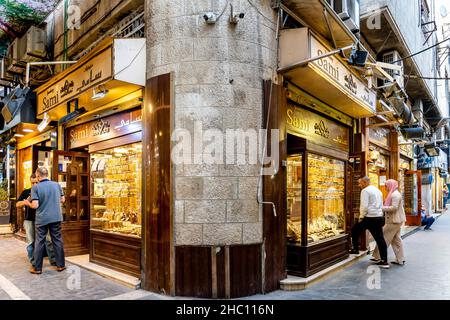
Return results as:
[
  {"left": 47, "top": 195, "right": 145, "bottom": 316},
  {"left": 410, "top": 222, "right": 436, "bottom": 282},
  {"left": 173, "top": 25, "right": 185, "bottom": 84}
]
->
[
  {"left": 246, "top": 0, "right": 277, "bottom": 25},
  {"left": 393, "top": 36, "right": 450, "bottom": 63},
  {"left": 216, "top": 0, "right": 231, "bottom": 21}
]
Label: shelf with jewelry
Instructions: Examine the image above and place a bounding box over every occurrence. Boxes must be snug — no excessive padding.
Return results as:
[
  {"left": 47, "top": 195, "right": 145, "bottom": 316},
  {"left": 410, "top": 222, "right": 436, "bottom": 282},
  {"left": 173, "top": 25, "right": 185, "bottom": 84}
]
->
[
  {"left": 307, "top": 153, "right": 345, "bottom": 244},
  {"left": 90, "top": 142, "right": 142, "bottom": 238}
]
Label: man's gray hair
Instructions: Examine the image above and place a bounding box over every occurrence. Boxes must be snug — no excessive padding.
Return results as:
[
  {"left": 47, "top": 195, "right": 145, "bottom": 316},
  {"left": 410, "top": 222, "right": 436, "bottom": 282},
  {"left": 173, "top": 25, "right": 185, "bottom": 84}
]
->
[
  {"left": 359, "top": 176, "right": 371, "bottom": 184},
  {"left": 36, "top": 167, "right": 49, "bottom": 178}
]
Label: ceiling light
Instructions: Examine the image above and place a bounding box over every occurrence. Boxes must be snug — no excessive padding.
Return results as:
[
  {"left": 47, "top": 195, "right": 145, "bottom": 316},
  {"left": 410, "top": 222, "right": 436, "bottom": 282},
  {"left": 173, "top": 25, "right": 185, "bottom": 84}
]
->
[
  {"left": 38, "top": 112, "right": 50, "bottom": 132},
  {"left": 23, "top": 129, "right": 34, "bottom": 133},
  {"left": 92, "top": 86, "right": 109, "bottom": 100},
  {"left": 424, "top": 142, "right": 440, "bottom": 157},
  {"left": 14, "top": 134, "right": 25, "bottom": 137}
]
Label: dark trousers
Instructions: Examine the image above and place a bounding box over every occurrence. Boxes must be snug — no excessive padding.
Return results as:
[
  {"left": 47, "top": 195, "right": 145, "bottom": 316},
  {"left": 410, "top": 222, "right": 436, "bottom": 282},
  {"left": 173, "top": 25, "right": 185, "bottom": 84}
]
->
[
  {"left": 34, "top": 222, "right": 65, "bottom": 271},
  {"left": 351, "top": 216, "right": 388, "bottom": 262},
  {"left": 421, "top": 217, "right": 435, "bottom": 229}
]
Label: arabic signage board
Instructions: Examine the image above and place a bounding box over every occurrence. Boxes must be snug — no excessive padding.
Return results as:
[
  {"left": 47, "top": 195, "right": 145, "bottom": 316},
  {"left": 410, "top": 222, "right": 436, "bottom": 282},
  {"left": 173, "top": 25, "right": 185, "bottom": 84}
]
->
[
  {"left": 36, "top": 38, "right": 146, "bottom": 116},
  {"left": 279, "top": 28, "right": 377, "bottom": 118},
  {"left": 417, "top": 147, "right": 448, "bottom": 170},
  {"left": 67, "top": 109, "right": 142, "bottom": 149},
  {"left": 37, "top": 47, "right": 113, "bottom": 115},
  {"left": 286, "top": 103, "right": 350, "bottom": 152}
]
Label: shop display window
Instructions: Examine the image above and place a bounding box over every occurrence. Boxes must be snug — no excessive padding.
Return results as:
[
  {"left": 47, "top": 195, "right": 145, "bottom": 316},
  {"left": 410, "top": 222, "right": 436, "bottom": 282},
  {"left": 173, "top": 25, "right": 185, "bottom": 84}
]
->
[
  {"left": 90, "top": 143, "right": 142, "bottom": 237},
  {"left": 287, "top": 155, "right": 302, "bottom": 243},
  {"left": 307, "top": 154, "right": 345, "bottom": 244},
  {"left": 287, "top": 153, "right": 346, "bottom": 245}
]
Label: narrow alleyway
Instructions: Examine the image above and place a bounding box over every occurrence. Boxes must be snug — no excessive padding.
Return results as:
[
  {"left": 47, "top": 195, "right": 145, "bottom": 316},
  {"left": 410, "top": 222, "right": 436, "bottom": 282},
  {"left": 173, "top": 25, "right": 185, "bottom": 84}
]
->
[{"left": 246, "top": 212, "right": 450, "bottom": 300}]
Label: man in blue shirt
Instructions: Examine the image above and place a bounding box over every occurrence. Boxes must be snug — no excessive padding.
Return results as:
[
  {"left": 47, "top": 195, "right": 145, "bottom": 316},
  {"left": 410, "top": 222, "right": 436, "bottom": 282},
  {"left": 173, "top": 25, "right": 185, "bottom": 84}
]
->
[
  {"left": 421, "top": 205, "right": 435, "bottom": 230},
  {"left": 26, "top": 167, "right": 66, "bottom": 274}
]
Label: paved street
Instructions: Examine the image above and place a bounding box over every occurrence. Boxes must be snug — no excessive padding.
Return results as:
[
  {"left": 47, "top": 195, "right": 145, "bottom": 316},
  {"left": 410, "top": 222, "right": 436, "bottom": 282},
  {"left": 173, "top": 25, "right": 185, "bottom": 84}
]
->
[
  {"left": 1, "top": 213, "right": 450, "bottom": 300},
  {"left": 246, "top": 212, "right": 450, "bottom": 300}
]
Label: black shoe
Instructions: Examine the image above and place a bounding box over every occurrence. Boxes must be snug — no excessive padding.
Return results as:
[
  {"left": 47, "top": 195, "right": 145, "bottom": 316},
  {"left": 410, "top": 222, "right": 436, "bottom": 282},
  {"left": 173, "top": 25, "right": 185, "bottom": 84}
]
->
[
  {"left": 349, "top": 249, "right": 359, "bottom": 254},
  {"left": 376, "top": 261, "right": 390, "bottom": 269},
  {"left": 370, "top": 258, "right": 381, "bottom": 262},
  {"left": 391, "top": 261, "right": 405, "bottom": 266}
]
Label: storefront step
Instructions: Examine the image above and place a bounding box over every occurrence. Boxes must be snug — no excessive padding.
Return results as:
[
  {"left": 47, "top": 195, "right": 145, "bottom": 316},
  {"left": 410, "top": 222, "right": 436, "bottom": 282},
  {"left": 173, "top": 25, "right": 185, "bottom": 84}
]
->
[
  {"left": 0, "top": 225, "right": 13, "bottom": 236},
  {"left": 280, "top": 251, "right": 367, "bottom": 291},
  {"left": 65, "top": 255, "right": 140, "bottom": 289}
]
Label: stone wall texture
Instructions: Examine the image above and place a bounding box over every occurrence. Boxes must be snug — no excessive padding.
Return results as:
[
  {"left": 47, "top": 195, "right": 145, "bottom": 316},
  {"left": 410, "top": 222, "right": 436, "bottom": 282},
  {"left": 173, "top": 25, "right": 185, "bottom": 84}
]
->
[{"left": 146, "top": 0, "right": 278, "bottom": 245}]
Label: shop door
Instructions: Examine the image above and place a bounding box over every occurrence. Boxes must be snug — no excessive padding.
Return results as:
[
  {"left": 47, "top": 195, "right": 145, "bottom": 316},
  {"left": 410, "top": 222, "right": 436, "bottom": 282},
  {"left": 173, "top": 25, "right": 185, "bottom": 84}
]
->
[
  {"left": 347, "top": 152, "right": 366, "bottom": 248},
  {"left": 404, "top": 170, "right": 422, "bottom": 226},
  {"left": 53, "top": 150, "right": 90, "bottom": 256}
]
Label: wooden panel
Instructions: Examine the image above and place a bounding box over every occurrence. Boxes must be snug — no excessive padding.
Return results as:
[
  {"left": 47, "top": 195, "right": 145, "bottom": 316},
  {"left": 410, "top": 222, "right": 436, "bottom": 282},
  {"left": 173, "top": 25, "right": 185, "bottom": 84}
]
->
[
  {"left": 262, "top": 81, "right": 287, "bottom": 293},
  {"left": 175, "top": 247, "right": 212, "bottom": 298},
  {"left": 287, "top": 235, "right": 348, "bottom": 277},
  {"left": 62, "top": 221, "right": 89, "bottom": 256},
  {"left": 216, "top": 246, "right": 226, "bottom": 299},
  {"left": 229, "top": 244, "right": 262, "bottom": 298},
  {"left": 90, "top": 230, "right": 141, "bottom": 277},
  {"left": 142, "top": 73, "right": 173, "bottom": 294}
]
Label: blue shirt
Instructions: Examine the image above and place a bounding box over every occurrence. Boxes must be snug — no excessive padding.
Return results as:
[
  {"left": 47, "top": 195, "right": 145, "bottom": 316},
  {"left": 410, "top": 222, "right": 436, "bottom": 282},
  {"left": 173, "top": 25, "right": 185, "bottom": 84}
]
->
[{"left": 31, "top": 179, "right": 64, "bottom": 226}]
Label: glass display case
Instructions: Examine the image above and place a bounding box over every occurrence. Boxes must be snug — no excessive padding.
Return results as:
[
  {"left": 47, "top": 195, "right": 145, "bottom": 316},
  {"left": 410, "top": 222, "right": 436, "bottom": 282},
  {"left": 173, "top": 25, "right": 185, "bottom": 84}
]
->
[
  {"left": 307, "top": 154, "right": 345, "bottom": 243},
  {"left": 287, "top": 155, "right": 302, "bottom": 243},
  {"left": 90, "top": 142, "right": 142, "bottom": 238}
]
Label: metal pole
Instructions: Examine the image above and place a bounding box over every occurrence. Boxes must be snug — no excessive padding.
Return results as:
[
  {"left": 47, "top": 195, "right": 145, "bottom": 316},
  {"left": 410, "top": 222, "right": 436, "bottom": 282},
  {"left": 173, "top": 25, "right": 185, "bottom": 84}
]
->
[
  {"left": 278, "top": 44, "right": 354, "bottom": 73},
  {"left": 26, "top": 61, "right": 77, "bottom": 87}
]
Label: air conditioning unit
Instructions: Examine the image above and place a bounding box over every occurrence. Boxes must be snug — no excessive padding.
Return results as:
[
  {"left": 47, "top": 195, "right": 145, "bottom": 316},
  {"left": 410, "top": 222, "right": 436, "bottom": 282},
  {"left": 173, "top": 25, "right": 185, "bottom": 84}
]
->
[
  {"left": 18, "top": 26, "right": 47, "bottom": 62},
  {"left": 332, "top": 0, "right": 360, "bottom": 33},
  {"left": 6, "top": 39, "right": 25, "bottom": 74},
  {"left": 382, "top": 50, "right": 404, "bottom": 88}
]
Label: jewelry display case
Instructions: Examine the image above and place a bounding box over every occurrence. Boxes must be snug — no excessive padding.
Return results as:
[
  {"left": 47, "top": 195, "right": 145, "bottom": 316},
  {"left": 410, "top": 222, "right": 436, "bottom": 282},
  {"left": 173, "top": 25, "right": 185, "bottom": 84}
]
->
[{"left": 90, "top": 142, "right": 142, "bottom": 238}]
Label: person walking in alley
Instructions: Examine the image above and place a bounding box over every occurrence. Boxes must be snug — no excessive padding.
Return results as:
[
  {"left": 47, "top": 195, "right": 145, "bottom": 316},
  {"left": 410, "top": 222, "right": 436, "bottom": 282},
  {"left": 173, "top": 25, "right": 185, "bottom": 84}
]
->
[
  {"left": 27, "top": 167, "right": 66, "bottom": 274},
  {"left": 371, "top": 179, "right": 406, "bottom": 266},
  {"left": 421, "top": 205, "right": 435, "bottom": 230},
  {"left": 349, "top": 176, "right": 389, "bottom": 268},
  {"left": 17, "top": 174, "right": 56, "bottom": 268}
]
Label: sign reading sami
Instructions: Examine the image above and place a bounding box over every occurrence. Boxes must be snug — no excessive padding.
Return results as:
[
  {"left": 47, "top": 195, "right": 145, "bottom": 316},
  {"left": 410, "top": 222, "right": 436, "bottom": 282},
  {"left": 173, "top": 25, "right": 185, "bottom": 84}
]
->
[
  {"left": 37, "top": 47, "right": 113, "bottom": 115},
  {"left": 67, "top": 109, "right": 142, "bottom": 149},
  {"left": 309, "top": 36, "right": 377, "bottom": 112},
  {"left": 287, "top": 104, "right": 350, "bottom": 152}
]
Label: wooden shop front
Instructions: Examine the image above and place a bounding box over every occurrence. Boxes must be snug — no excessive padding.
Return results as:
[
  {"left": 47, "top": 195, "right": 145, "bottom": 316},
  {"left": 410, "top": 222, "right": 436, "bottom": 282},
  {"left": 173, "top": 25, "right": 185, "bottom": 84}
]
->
[
  {"left": 285, "top": 90, "right": 353, "bottom": 277},
  {"left": 35, "top": 37, "right": 146, "bottom": 276}
]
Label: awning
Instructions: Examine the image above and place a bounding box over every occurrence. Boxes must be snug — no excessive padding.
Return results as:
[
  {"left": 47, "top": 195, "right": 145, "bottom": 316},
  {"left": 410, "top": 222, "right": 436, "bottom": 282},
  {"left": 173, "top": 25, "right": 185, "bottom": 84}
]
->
[
  {"left": 279, "top": 28, "right": 377, "bottom": 118},
  {"left": 281, "top": 0, "right": 357, "bottom": 48},
  {"left": 35, "top": 37, "right": 146, "bottom": 121}
]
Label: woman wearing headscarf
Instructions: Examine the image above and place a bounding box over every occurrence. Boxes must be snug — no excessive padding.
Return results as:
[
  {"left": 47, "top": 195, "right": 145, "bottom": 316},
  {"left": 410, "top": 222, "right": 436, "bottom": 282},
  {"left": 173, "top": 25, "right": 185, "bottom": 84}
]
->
[{"left": 371, "top": 179, "right": 406, "bottom": 265}]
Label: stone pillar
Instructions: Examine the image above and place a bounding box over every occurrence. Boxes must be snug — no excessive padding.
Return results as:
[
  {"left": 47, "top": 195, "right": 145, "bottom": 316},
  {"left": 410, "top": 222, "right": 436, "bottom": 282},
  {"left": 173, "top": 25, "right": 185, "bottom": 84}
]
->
[{"left": 145, "top": 0, "right": 278, "bottom": 297}]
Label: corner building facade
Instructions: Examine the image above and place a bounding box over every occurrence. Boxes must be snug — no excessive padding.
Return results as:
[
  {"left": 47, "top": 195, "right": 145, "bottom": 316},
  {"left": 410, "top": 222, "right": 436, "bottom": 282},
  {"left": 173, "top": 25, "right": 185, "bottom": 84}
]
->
[{"left": 142, "top": 0, "right": 278, "bottom": 298}]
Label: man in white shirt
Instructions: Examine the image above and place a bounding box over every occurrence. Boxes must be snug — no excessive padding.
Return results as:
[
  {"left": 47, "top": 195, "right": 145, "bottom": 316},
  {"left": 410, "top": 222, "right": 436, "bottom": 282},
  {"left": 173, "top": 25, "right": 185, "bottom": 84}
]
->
[{"left": 349, "top": 176, "right": 389, "bottom": 268}]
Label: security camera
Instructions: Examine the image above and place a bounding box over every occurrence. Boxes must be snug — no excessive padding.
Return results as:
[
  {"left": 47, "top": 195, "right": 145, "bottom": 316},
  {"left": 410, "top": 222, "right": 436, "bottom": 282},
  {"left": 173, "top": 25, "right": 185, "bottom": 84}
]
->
[
  {"left": 203, "top": 12, "right": 217, "bottom": 24},
  {"left": 230, "top": 12, "right": 245, "bottom": 24},
  {"left": 229, "top": 4, "right": 245, "bottom": 24}
]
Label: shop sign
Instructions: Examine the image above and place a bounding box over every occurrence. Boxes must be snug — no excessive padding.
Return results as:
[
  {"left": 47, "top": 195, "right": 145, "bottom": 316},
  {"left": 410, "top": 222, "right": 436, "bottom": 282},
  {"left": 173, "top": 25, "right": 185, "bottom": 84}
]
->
[
  {"left": 417, "top": 148, "right": 448, "bottom": 170},
  {"left": 309, "top": 36, "right": 377, "bottom": 112},
  {"left": 37, "top": 47, "right": 113, "bottom": 115},
  {"left": 369, "top": 127, "right": 390, "bottom": 148},
  {"left": 68, "top": 109, "right": 142, "bottom": 149},
  {"left": 287, "top": 104, "right": 349, "bottom": 152}
]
